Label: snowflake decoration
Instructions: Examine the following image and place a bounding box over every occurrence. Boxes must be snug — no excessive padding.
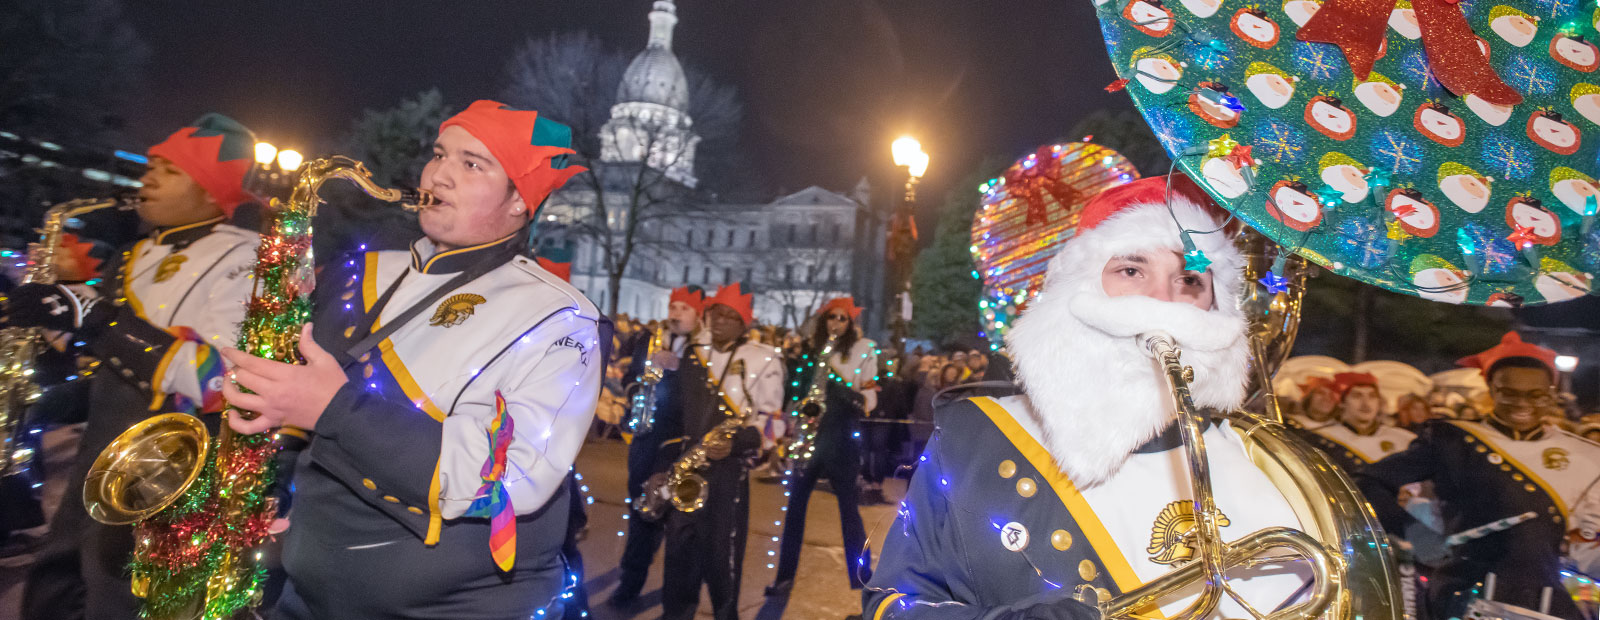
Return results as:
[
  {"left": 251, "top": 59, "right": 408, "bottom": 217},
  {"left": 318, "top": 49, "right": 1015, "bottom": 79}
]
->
[
  {"left": 1293, "top": 41, "right": 1345, "bottom": 82},
  {"left": 1399, "top": 50, "right": 1443, "bottom": 92},
  {"left": 1253, "top": 119, "right": 1307, "bottom": 165},
  {"left": 1461, "top": 223, "right": 1521, "bottom": 276},
  {"left": 1504, "top": 55, "right": 1557, "bottom": 95},
  {"left": 1481, "top": 134, "right": 1536, "bottom": 180},
  {"left": 1371, "top": 130, "right": 1424, "bottom": 176},
  {"left": 1147, "top": 107, "right": 1194, "bottom": 154},
  {"left": 1334, "top": 216, "right": 1393, "bottom": 269}
]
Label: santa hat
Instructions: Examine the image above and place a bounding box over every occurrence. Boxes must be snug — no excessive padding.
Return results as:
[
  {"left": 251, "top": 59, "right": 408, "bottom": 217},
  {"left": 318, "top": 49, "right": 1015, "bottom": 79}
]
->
[
  {"left": 1456, "top": 331, "right": 1559, "bottom": 378},
  {"left": 534, "top": 257, "right": 570, "bottom": 282},
  {"left": 1333, "top": 372, "right": 1380, "bottom": 397},
  {"left": 146, "top": 113, "right": 257, "bottom": 215},
  {"left": 438, "top": 100, "right": 587, "bottom": 212},
  {"left": 818, "top": 296, "right": 862, "bottom": 320},
  {"left": 1299, "top": 376, "right": 1337, "bottom": 396},
  {"left": 704, "top": 283, "right": 753, "bottom": 325},
  {"left": 669, "top": 286, "right": 705, "bottom": 313}
]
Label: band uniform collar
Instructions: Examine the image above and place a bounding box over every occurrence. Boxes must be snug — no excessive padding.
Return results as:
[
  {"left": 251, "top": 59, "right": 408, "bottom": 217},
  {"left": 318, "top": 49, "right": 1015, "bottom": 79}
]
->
[
  {"left": 151, "top": 215, "right": 225, "bottom": 248},
  {"left": 1341, "top": 421, "right": 1380, "bottom": 437},
  {"left": 1486, "top": 416, "right": 1547, "bottom": 441},
  {"left": 1134, "top": 415, "right": 1212, "bottom": 454},
  {"left": 409, "top": 232, "right": 525, "bottom": 274}
]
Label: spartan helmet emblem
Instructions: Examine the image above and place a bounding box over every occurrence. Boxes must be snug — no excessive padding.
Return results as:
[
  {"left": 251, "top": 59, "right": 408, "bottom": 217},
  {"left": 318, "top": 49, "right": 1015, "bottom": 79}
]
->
[
  {"left": 1147, "top": 500, "right": 1231, "bottom": 565},
  {"left": 429, "top": 293, "right": 487, "bottom": 327},
  {"left": 1544, "top": 447, "right": 1571, "bottom": 471},
  {"left": 154, "top": 255, "right": 188, "bottom": 283}
]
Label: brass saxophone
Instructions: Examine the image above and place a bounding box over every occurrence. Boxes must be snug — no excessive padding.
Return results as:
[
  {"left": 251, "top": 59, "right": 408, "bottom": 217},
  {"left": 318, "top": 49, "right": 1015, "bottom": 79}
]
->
[
  {"left": 0, "top": 196, "right": 131, "bottom": 478},
  {"left": 82, "top": 157, "right": 434, "bottom": 618},
  {"left": 634, "top": 356, "right": 748, "bottom": 521},
  {"left": 781, "top": 335, "right": 839, "bottom": 475},
  {"left": 623, "top": 325, "right": 669, "bottom": 435}
]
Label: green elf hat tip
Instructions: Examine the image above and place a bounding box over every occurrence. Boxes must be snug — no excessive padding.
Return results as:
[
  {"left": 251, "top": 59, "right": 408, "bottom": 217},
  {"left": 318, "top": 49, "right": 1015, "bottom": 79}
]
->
[
  {"left": 1246, "top": 61, "right": 1291, "bottom": 78},
  {"left": 1410, "top": 253, "right": 1461, "bottom": 275},
  {"left": 147, "top": 113, "right": 258, "bottom": 214},
  {"left": 1489, "top": 5, "right": 1533, "bottom": 20},
  {"left": 1318, "top": 151, "right": 1364, "bottom": 170},
  {"left": 1438, "top": 161, "right": 1486, "bottom": 183},
  {"left": 1551, "top": 166, "right": 1596, "bottom": 185}
]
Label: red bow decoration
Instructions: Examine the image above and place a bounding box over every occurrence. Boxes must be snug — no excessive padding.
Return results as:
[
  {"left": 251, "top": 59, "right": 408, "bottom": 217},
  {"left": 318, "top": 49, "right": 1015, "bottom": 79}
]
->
[
  {"left": 1226, "top": 144, "right": 1254, "bottom": 170},
  {"left": 1296, "top": 0, "right": 1522, "bottom": 105},
  {"left": 1003, "top": 146, "right": 1080, "bottom": 225}
]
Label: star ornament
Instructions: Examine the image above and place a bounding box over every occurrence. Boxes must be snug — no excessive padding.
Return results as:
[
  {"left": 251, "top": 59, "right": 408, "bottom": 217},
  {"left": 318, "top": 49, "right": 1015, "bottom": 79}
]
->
[
  {"left": 1507, "top": 224, "right": 1539, "bottom": 249},
  {"left": 1225, "top": 144, "right": 1254, "bottom": 169},
  {"left": 1207, "top": 134, "right": 1241, "bottom": 159},
  {"left": 1314, "top": 185, "right": 1344, "bottom": 209},
  {"left": 1184, "top": 249, "right": 1213, "bottom": 272},
  {"left": 1386, "top": 219, "right": 1411, "bottom": 241},
  {"left": 1259, "top": 271, "right": 1291, "bottom": 294}
]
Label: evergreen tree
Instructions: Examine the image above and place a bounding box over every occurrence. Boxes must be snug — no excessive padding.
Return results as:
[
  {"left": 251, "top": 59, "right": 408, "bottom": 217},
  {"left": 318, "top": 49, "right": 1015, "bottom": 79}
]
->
[{"left": 910, "top": 167, "right": 996, "bottom": 348}]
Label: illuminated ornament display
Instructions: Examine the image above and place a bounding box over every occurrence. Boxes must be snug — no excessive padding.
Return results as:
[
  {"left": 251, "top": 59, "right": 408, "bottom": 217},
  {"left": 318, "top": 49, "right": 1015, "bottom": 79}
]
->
[
  {"left": 970, "top": 141, "right": 1140, "bottom": 340},
  {"left": 1094, "top": 0, "right": 1600, "bottom": 304}
]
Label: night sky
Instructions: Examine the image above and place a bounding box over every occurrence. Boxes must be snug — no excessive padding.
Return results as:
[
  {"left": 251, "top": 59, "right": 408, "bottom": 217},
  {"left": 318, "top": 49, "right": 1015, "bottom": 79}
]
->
[{"left": 124, "top": 0, "right": 1129, "bottom": 212}]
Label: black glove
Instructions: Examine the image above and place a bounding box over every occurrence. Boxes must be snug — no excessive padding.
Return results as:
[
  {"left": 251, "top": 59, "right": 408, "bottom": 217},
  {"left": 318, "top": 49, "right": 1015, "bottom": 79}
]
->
[{"left": 1, "top": 283, "right": 105, "bottom": 332}]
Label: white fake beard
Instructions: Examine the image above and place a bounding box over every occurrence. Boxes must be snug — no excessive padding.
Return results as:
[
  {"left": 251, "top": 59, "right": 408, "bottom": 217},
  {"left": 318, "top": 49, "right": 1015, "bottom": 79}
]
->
[{"left": 1006, "top": 286, "right": 1251, "bottom": 487}]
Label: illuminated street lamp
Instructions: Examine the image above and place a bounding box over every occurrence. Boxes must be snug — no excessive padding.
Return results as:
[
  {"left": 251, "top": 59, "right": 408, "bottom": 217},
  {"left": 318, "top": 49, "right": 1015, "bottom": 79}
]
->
[
  {"left": 276, "top": 149, "right": 303, "bottom": 172},
  {"left": 254, "top": 142, "right": 278, "bottom": 166},
  {"left": 886, "top": 136, "right": 930, "bottom": 343}
]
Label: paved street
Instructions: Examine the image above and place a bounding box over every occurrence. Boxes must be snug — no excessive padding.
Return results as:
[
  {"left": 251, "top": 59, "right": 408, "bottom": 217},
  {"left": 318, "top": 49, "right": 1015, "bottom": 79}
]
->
[{"left": 0, "top": 428, "right": 907, "bottom": 620}]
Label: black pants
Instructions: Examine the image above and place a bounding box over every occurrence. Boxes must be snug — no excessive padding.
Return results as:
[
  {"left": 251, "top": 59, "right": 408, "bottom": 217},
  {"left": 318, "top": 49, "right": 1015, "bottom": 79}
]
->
[
  {"left": 617, "top": 435, "right": 665, "bottom": 596},
  {"left": 661, "top": 460, "right": 749, "bottom": 620},
  {"left": 773, "top": 431, "right": 870, "bottom": 589},
  {"left": 860, "top": 420, "right": 898, "bottom": 485},
  {"left": 22, "top": 460, "right": 138, "bottom": 620},
  {"left": 562, "top": 474, "right": 590, "bottom": 620}
]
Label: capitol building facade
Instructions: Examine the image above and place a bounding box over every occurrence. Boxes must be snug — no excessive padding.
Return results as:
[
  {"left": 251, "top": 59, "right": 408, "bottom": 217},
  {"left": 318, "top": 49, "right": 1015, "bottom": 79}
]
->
[{"left": 539, "top": 0, "right": 887, "bottom": 330}]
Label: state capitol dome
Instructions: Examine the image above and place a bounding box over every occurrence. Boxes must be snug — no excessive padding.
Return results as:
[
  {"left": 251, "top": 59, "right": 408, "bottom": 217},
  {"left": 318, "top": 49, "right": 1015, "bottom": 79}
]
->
[{"left": 616, "top": 1, "right": 689, "bottom": 112}]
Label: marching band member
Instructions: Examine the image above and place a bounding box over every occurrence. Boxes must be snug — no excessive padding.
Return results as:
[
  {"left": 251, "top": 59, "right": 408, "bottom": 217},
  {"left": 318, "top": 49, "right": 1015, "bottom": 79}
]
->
[
  {"left": 10, "top": 114, "right": 261, "bottom": 620},
  {"left": 655, "top": 283, "right": 783, "bottom": 620},
  {"left": 610, "top": 285, "right": 703, "bottom": 607},
  {"left": 767, "top": 296, "right": 876, "bottom": 595},
  {"left": 1301, "top": 373, "right": 1415, "bottom": 473},
  {"left": 863, "top": 175, "right": 1312, "bottom": 620},
  {"left": 1358, "top": 332, "right": 1600, "bottom": 620},
  {"left": 1288, "top": 376, "right": 1338, "bottom": 429},
  {"left": 221, "top": 100, "right": 604, "bottom": 618}
]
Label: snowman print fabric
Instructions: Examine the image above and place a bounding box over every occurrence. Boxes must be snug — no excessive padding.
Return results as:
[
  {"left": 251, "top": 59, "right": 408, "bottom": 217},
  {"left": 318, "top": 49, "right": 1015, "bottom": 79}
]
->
[{"left": 1097, "top": 0, "right": 1600, "bottom": 305}]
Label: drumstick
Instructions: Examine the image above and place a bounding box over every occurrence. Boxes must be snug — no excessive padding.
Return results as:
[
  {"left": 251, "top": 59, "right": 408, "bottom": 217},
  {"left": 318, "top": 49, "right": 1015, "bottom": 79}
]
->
[{"left": 1446, "top": 512, "right": 1539, "bottom": 547}]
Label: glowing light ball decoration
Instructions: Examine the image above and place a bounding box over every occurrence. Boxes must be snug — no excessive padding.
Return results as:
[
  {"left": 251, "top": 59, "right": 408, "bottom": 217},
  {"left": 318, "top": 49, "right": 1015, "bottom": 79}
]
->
[
  {"left": 1094, "top": 0, "right": 1600, "bottom": 306},
  {"left": 970, "top": 141, "right": 1141, "bottom": 342}
]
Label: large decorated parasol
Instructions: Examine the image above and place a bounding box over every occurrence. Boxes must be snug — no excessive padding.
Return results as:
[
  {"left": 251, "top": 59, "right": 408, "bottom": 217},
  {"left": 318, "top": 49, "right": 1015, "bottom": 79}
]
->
[
  {"left": 1094, "top": 0, "right": 1600, "bottom": 306},
  {"left": 969, "top": 140, "right": 1142, "bottom": 341}
]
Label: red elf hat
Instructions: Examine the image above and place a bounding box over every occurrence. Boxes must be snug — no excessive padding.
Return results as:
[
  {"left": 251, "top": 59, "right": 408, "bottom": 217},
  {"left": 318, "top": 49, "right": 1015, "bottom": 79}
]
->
[
  {"left": 705, "top": 283, "right": 754, "bottom": 324},
  {"left": 1456, "top": 332, "right": 1559, "bottom": 378},
  {"left": 146, "top": 113, "right": 257, "bottom": 214},
  {"left": 438, "top": 100, "right": 587, "bottom": 211}
]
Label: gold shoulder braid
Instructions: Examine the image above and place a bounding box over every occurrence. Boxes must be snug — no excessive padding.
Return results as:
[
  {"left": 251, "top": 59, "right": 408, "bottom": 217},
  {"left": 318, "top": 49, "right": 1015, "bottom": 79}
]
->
[{"left": 429, "top": 293, "right": 486, "bottom": 327}]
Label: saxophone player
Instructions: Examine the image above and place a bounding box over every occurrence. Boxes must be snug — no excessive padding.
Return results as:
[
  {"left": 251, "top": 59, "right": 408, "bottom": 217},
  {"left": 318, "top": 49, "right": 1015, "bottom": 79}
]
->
[
  {"left": 767, "top": 296, "right": 877, "bottom": 596},
  {"left": 654, "top": 283, "right": 783, "bottom": 620},
  {"left": 6, "top": 114, "right": 261, "bottom": 620},
  {"left": 221, "top": 100, "right": 605, "bottom": 618},
  {"left": 610, "top": 285, "right": 703, "bottom": 606},
  {"left": 864, "top": 176, "right": 1314, "bottom": 620}
]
